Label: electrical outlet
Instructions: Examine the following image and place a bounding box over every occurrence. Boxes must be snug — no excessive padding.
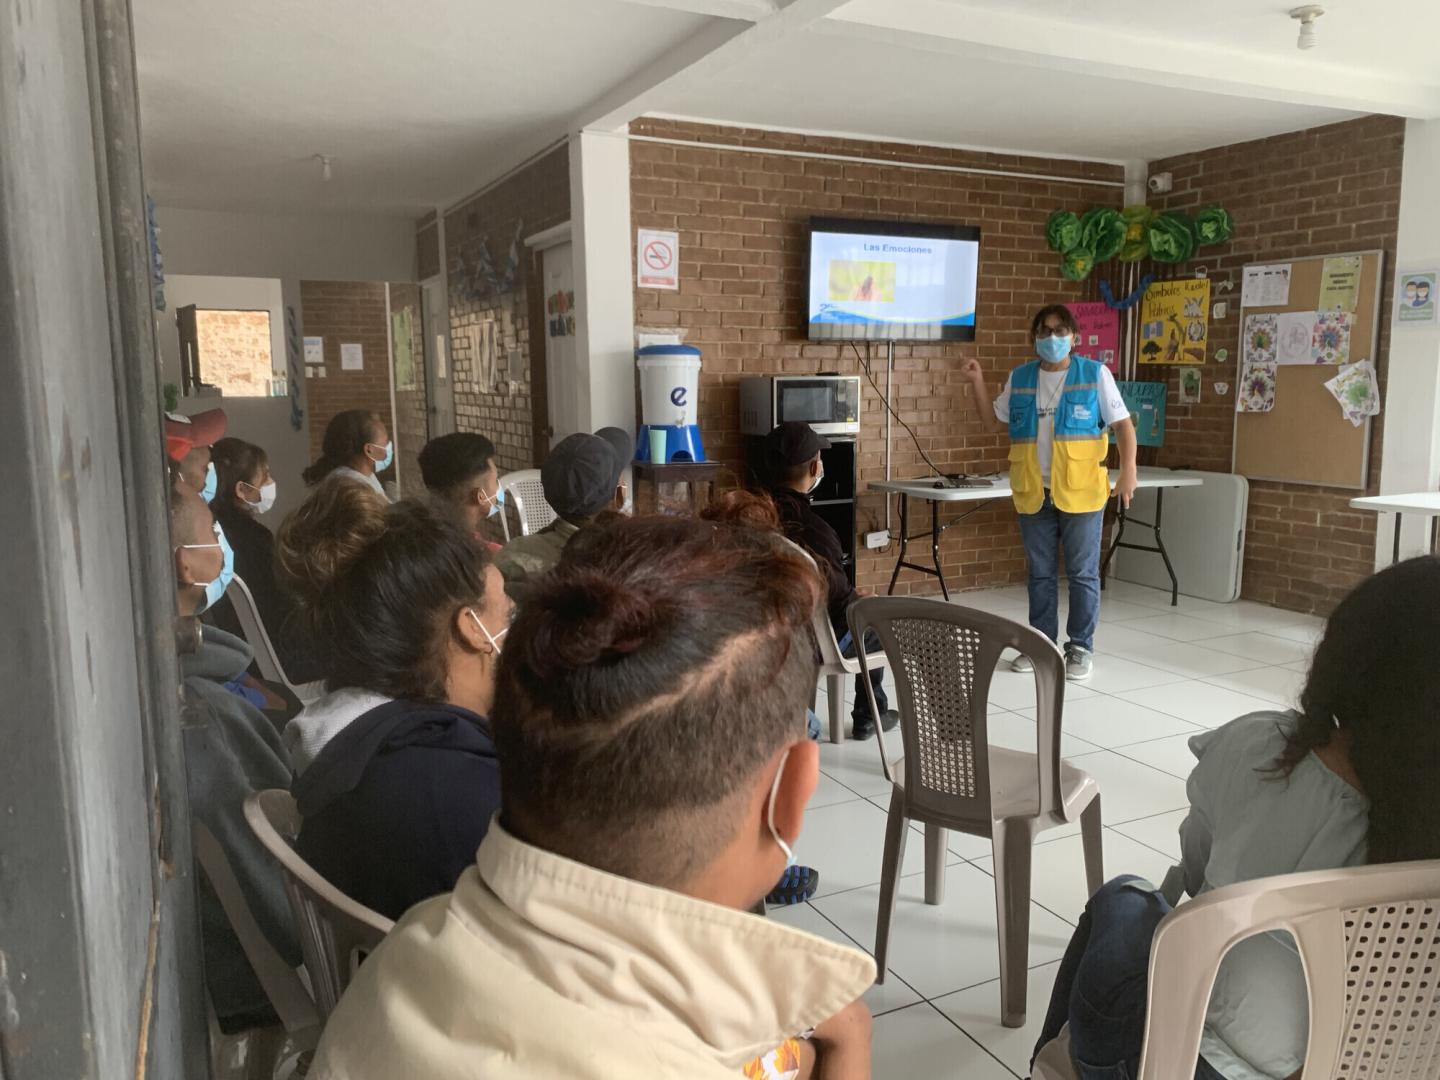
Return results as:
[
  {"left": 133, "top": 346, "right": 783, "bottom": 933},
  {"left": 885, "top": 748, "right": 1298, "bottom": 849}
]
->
[{"left": 864, "top": 530, "right": 890, "bottom": 550}]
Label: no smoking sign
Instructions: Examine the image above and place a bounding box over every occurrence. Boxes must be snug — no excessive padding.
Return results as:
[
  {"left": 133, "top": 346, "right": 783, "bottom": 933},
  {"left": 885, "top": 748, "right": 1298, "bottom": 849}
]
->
[{"left": 637, "top": 227, "right": 679, "bottom": 291}]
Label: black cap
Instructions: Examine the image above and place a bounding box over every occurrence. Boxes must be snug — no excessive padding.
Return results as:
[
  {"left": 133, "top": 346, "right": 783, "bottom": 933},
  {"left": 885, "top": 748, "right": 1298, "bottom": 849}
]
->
[
  {"left": 764, "top": 421, "right": 830, "bottom": 468},
  {"left": 542, "top": 429, "right": 629, "bottom": 518}
]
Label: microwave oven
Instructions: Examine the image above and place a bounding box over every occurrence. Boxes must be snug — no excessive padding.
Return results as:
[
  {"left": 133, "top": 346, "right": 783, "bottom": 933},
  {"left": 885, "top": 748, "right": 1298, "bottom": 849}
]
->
[{"left": 739, "top": 375, "right": 862, "bottom": 437}]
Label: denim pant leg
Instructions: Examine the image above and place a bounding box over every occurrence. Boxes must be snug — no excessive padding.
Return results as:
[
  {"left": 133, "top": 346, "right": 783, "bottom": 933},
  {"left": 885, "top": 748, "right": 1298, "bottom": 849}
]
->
[
  {"left": 840, "top": 630, "right": 889, "bottom": 724},
  {"left": 1017, "top": 496, "right": 1061, "bottom": 643},
  {"left": 1059, "top": 507, "right": 1105, "bottom": 652},
  {"left": 1034, "top": 876, "right": 1202, "bottom": 1080}
]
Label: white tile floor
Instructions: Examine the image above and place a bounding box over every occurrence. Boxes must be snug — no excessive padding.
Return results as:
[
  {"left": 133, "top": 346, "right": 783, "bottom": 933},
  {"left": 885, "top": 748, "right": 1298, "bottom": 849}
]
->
[{"left": 786, "top": 578, "right": 1326, "bottom": 1078}]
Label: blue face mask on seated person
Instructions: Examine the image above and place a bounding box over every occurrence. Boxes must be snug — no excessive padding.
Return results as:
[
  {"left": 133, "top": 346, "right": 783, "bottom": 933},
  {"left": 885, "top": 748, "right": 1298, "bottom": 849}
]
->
[
  {"left": 200, "top": 460, "right": 218, "bottom": 503},
  {"left": 1036, "top": 334, "right": 1074, "bottom": 364},
  {"left": 480, "top": 485, "right": 506, "bottom": 519},
  {"left": 179, "top": 519, "right": 236, "bottom": 612},
  {"left": 366, "top": 440, "right": 394, "bottom": 472}
]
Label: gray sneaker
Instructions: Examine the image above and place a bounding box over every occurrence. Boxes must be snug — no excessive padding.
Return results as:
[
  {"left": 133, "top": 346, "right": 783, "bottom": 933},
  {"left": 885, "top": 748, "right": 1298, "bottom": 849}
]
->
[
  {"left": 1065, "top": 646, "right": 1094, "bottom": 681},
  {"left": 1010, "top": 654, "right": 1034, "bottom": 673}
]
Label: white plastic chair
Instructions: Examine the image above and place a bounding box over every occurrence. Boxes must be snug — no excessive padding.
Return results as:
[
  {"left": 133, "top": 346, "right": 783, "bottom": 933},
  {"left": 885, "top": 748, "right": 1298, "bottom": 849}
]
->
[
  {"left": 1032, "top": 860, "right": 1440, "bottom": 1079},
  {"left": 498, "top": 468, "right": 556, "bottom": 541},
  {"left": 226, "top": 576, "right": 324, "bottom": 704},
  {"left": 192, "top": 823, "right": 319, "bottom": 1074},
  {"left": 243, "top": 790, "right": 393, "bottom": 1021},
  {"left": 849, "top": 595, "right": 1102, "bottom": 1028},
  {"left": 782, "top": 539, "right": 888, "bottom": 744}
]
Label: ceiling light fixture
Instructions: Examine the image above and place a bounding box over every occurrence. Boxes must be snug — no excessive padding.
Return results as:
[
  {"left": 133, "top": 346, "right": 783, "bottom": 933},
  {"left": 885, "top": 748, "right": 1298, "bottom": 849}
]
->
[
  {"left": 314, "top": 154, "right": 333, "bottom": 182},
  {"left": 1289, "top": 5, "right": 1324, "bottom": 50}
]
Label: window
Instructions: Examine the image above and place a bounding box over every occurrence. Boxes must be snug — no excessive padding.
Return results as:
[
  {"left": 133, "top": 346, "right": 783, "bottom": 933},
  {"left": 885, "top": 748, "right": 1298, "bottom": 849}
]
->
[{"left": 193, "top": 309, "right": 277, "bottom": 397}]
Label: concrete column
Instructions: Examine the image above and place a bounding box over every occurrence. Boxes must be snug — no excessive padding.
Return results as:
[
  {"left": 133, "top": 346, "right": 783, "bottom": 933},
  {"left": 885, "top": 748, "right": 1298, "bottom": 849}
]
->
[
  {"left": 570, "top": 128, "right": 636, "bottom": 437},
  {"left": 1376, "top": 119, "right": 1440, "bottom": 565}
]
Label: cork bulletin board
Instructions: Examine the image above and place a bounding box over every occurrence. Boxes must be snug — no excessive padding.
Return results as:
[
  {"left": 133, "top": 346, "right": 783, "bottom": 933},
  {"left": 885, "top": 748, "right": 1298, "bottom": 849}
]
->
[{"left": 1231, "top": 249, "right": 1384, "bottom": 489}]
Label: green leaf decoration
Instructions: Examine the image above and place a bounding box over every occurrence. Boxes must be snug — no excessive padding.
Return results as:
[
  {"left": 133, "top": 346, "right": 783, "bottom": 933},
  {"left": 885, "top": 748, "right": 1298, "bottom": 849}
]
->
[
  {"left": 1147, "top": 211, "right": 1197, "bottom": 264},
  {"left": 1193, "top": 206, "right": 1234, "bottom": 246},
  {"left": 1118, "top": 205, "right": 1154, "bottom": 262},
  {"left": 1046, "top": 210, "right": 1082, "bottom": 253},
  {"left": 1081, "top": 207, "right": 1126, "bottom": 262},
  {"left": 1060, "top": 245, "right": 1097, "bottom": 281}
]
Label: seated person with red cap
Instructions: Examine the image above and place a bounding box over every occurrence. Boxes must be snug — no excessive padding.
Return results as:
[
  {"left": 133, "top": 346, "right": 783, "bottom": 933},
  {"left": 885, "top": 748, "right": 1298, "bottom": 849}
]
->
[
  {"left": 763, "top": 422, "right": 896, "bottom": 741},
  {"left": 493, "top": 427, "right": 630, "bottom": 602},
  {"left": 164, "top": 407, "right": 228, "bottom": 502}
]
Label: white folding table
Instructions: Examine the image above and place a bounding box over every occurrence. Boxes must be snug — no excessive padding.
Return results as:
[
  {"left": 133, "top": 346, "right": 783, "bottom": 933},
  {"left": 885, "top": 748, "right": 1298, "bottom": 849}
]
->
[
  {"left": 869, "top": 470, "right": 1203, "bottom": 605},
  {"left": 1349, "top": 491, "right": 1440, "bottom": 565}
]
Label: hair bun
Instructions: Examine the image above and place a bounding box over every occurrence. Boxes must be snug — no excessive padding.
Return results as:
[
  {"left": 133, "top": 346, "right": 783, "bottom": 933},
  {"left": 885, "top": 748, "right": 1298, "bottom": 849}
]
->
[
  {"left": 276, "top": 480, "right": 389, "bottom": 603},
  {"left": 523, "top": 569, "right": 672, "bottom": 675}
]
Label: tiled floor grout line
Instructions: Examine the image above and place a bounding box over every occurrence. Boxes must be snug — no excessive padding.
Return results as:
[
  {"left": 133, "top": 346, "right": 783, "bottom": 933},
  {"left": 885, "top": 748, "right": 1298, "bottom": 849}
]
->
[{"left": 914, "top": 999, "right": 1031, "bottom": 1080}]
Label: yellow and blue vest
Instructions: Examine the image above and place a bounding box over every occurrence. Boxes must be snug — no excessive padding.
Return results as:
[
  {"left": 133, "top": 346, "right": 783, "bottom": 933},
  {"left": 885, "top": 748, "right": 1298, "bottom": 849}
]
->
[{"left": 1007, "top": 356, "right": 1110, "bottom": 516}]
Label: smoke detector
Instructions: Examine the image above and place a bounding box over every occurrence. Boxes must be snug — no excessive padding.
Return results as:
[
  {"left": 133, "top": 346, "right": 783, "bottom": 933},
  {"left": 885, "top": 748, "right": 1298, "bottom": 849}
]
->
[{"left": 1290, "top": 5, "right": 1324, "bottom": 49}]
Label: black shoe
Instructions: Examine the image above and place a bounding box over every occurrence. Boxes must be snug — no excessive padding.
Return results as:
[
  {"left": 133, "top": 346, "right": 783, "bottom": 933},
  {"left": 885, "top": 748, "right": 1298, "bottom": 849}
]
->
[
  {"left": 880, "top": 709, "right": 900, "bottom": 732},
  {"left": 851, "top": 721, "right": 876, "bottom": 741},
  {"left": 766, "top": 865, "right": 819, "bottom": 906}
]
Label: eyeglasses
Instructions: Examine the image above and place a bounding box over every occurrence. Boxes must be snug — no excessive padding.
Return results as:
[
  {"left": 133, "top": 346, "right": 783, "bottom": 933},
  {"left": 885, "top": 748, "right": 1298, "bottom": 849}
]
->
[{"left": 1035, "top": 326, "right": 1074, "bottom": 339}]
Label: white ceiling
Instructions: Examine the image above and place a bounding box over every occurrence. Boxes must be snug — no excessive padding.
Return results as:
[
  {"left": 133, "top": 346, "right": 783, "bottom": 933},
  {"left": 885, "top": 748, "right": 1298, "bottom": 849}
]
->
[{"left": 133, "top": 0, "right": 1436, "bottom": 218}]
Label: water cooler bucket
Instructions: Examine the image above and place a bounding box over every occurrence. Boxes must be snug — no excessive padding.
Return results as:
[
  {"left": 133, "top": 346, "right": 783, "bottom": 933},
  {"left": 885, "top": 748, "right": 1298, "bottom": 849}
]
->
[{"left": 636, "top": 345, "right": 705, "bottom": 463}]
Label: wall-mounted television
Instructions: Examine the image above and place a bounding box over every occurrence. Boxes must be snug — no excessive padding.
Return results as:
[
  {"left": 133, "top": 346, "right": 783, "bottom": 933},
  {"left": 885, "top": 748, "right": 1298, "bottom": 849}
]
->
[{"left": 806, "top": 217, "right": 980, "bottom": 342}]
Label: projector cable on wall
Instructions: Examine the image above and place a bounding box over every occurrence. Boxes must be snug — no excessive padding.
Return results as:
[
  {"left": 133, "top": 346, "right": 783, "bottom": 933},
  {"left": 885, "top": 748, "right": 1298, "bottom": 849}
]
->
[{"left": 850, "top": 341, "right": 947, "bottom": 480}]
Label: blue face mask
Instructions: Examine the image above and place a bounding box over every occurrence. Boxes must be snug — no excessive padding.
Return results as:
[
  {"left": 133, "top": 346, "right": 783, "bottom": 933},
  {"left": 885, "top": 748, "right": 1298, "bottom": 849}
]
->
[
  {"left": 200, "top": 460, "right": 218, "bottom": 504},
  {"left": 1036, "top": 334, "right": 1073, "bottom": 364},
  {"left": 480, "top": 485, "right": 506, "bottom": 519},
  {"left": 366, "top": 441, "right": 394, "bottom": 472},
  {"left": 179, "top": 520, "right": 235, "bottom": 612}
]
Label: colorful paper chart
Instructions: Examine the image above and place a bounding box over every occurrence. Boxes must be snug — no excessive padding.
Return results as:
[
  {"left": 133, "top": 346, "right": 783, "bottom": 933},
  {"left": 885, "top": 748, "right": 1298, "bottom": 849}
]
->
[
  {"left": 1238, "top": 359, "right": 1278, "bottom": 413},
  {"left": 1138, "top": 278, "right": 1210, "bottom": 365},
  {"left": 1243, "top": 314, "right": 1277, "bottom": 367},
  {"left": 1118, "top": 380, "right": 1167, "bottom": 447},
  {"left": 1068, "top": 301, "right": 1121, "bottom": 372},
  {"left": 1312, "top": 311, "right": 1352, "bottom": 366},
  {"left": 1323, "top": 360, "right": 1381, "bottom": 427}
]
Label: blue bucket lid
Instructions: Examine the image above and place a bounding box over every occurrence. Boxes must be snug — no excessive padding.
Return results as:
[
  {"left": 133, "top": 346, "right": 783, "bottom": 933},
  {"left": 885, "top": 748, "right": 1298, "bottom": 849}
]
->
[{"left": 636, "top": 344, "right": 701, "bottom": 357}]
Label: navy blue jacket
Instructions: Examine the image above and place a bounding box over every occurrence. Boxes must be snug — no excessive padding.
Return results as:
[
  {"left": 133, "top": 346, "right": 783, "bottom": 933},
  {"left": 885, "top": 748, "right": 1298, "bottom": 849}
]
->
[{"left": 292, "top": 699, "right": 500, "bottom": 921}]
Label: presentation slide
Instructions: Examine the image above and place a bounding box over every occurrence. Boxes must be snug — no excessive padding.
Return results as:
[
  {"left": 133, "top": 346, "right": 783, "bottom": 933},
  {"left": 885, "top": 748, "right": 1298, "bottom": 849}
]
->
[{"left": 808, "top": 229, "right": 978, "bottom": 338}]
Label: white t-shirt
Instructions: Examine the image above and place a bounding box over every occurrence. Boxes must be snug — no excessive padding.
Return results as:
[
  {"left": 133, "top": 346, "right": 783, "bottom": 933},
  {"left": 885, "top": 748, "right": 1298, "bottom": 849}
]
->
[{"left": 993, "top": 361, "right": 1129, "bottom": 482}]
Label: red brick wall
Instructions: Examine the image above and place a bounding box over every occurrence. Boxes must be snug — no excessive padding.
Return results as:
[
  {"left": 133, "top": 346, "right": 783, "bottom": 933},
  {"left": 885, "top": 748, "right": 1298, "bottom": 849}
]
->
[
  {"left": 629, "top": 118, "right": 1125, "bottom": 594},
  {"left": 444, "top": 146, "right": 570, "bottom": 472},
  {"left": 300, "top": 280, "right": 396, "bottom": 484},
  {"left": 1149, "top": 115, "right": 1403, "bottom": 614}
]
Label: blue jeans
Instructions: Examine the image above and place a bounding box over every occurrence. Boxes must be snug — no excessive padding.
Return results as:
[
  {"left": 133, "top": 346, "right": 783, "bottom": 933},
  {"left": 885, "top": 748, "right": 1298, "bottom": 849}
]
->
[
  {"left": 837, "top": 629, "right": 889, "bottom": 728},
  {"left": 1035, "top": 877, "right": 1225, "bottom": 1080},
  {"left": 1017, "top": 492, "right": 1104, "bottom": 652}
]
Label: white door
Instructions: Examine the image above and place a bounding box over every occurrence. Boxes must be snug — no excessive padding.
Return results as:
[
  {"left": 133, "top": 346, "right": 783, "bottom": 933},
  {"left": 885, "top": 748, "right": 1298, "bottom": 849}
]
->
[
  {"left": 422, "top": 278, "right": 455, "bottom": 436},
  {"left": 542, "top": 241, "right": 581, "bottom": 442}
]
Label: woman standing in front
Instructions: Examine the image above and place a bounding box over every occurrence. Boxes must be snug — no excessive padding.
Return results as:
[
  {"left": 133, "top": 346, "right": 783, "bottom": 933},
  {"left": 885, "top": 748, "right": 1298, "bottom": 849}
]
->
[{"left": 962, "top": 304, "right": 1138, "bottom": 680}]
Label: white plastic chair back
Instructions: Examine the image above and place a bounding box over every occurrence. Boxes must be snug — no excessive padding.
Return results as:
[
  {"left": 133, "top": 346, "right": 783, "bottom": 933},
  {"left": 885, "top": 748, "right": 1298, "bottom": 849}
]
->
[
  {"left": 244, "top": 790, "right": 393, "bottom": 1020},
  {"left": 781, "top": 538, "right": 887, "bottom": 743},
  {"left": 1139, "top": 860, "right": 1440, "bottom": 1080},
  {"left": 498, "top": 468, "right": 555, "bottom": 541},
  {"left": 226, "top": 575, "right": 323, "bottom": 704}
]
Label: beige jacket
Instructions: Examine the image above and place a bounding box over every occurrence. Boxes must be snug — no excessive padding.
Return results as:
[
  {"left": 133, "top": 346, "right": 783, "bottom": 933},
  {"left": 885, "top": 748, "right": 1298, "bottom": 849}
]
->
[{"left": 311, "top": 821, "right": 876, "bottom": 1079}]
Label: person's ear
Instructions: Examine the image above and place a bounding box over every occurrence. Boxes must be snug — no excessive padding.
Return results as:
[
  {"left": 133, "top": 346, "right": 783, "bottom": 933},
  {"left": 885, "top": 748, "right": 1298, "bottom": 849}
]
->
[
  {"left": 175, "top": 546, "right": 201, "bottom": 588},
  {"left": 769, "top": 739, "right": 820, "bottom": 850},
  {"left": 454, "top": 606, "right": 491, "bottom": 654}
]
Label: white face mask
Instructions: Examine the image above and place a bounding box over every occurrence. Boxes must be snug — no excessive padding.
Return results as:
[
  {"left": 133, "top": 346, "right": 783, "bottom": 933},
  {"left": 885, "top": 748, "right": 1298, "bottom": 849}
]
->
[
  {"left": 807, "top": 466, "right": 825, "bottom": 495},
  {"left": 241, "top": 480, "right": 277, "bottom": 515},
  {"left": 467, "top": 608, "right": 507, "bottom": 656},
  {"left": 766, "top": 746, "right": 798, "bottom": 869}
]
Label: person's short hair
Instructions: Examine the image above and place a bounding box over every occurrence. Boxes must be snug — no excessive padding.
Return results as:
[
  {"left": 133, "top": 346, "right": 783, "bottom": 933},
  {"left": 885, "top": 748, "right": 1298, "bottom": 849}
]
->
[
  {"left": 1030, "top": 303, "right": 1079, "bottom": 338},
  {"left": 417, "top": 432, "right": 497, "bottom": 499},
  {"left": 492, "top": 515, "right": 822, "bottom": 887},
  {"left": 211, "top": 437, "right": 268, "bottom": 508},
  {"left": 275, "top": 483, "right": 494, "bottom": 700}
]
